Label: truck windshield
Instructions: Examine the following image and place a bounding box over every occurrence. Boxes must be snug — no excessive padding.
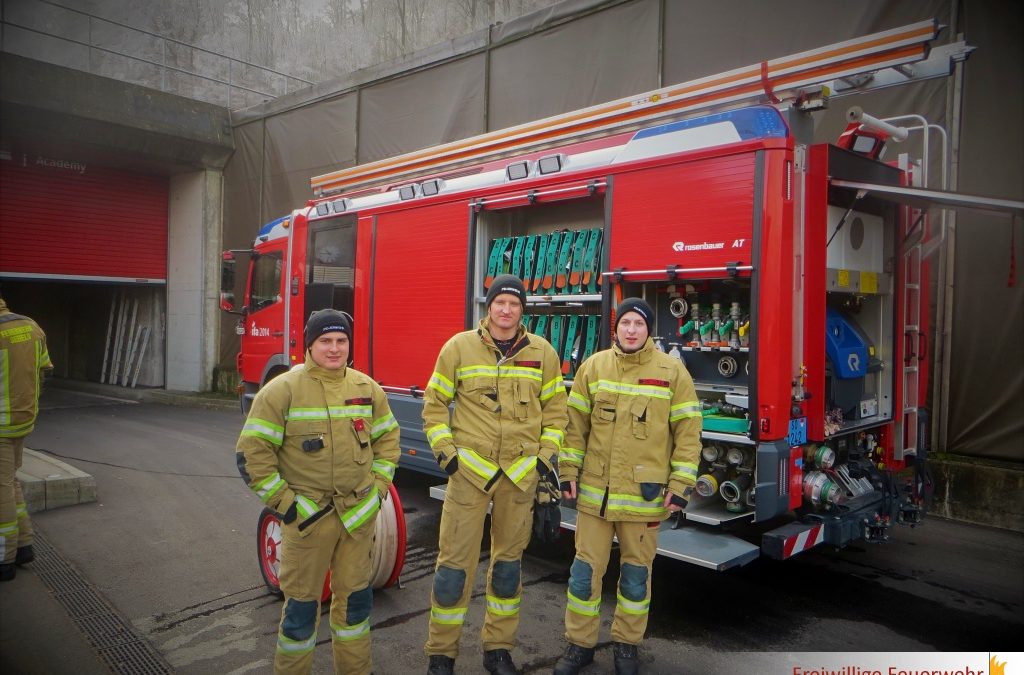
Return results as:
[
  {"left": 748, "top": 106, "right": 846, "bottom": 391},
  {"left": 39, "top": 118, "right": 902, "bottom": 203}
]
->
[{"left": 249, "top": 252, "right": 283, "bottom": 312}]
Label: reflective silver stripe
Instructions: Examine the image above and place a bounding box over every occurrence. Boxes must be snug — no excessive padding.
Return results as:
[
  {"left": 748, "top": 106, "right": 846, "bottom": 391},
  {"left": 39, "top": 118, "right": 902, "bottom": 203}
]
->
[
  {"left": 670, "top": 401, "right": 702, "bottom": 421},
  {"left": 457, "top": 448, "right": 500, "bottom": 481},
  {"left": 294, "top": 495, "right": 318, "bottom": 520},
  {"left": 606, "top": 492, "right": 664, "bottom": 515},
  {"left": 372, "top": 459, "right": 396, "bottom": 480},
  {"left": 671, "top": 461, "right": 698, "bottom": 482},
  {"left": 540, "top": 376, "right": 564, "bottom": 401},
  {"left": 331, "top": 619, "right": 370, "bottom": 641},
  {"left": 277, "top": 632, "right": 317, "bottom": 654},
  {"left": 253, "top": 473, "right": 286, "bottom": 503},
  {"left": 427, "top": 424, "right": 453, "bottom": 448},
  {"left": 428, "top": 373, "right": 455, "bottom": 398},
  {"left": 486, "top": 594, "right": 521, "bottom": 616},
  {"left": 457, "top": 365, "right": 498, "bottom": 379},
  {"left": 241, "top": 419, "right": 284, "bottom": 444},
  {"left": 559, "top": 447, "right": 585, "bottom": 465},
  {"left": 0, "top": 349, "right": 9, "bottom": 425},
  {"left": 340, "top": 492, "right": 381, "bottom": 532},
  {"left": 328, "top": 405, "right": 373, "bottom": 418},
  {"left": 577, "top": 483, "right": 604, "bottom": 507},
  {"left": 285, "top": 407, "right": 329, "bottom": 420},
  {"left": 616, "top": 592, "right": 650, "bottom": 615},
  {"left": 589, "top": 379, "right": 672, "bottom": 399},
  {"left": 430, "top": 606, "right": 467, "bottom": 625},
  {"left": 567, "top": 391, "right": 592, "bottom": 413},
  {"left": 505, "top": 455, "right": 537, "bottom": 485},
  {"left": 541, "top": 427, "right": 564, "bottom": 449},
  {"left": 499, "top": 366, "right": 542, "bottom": 381},
  {"left": 371, "top": 413, "right": 398, "bottom": 439},
  {"left": 566, "top": 590, "right": 601, "bottom": 617}
]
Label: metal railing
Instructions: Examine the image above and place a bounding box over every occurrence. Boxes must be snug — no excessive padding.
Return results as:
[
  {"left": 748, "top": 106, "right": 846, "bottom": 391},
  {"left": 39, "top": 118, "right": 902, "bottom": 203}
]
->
[{"left": 1, "top": 0, "right": 315, "bottom": 109}]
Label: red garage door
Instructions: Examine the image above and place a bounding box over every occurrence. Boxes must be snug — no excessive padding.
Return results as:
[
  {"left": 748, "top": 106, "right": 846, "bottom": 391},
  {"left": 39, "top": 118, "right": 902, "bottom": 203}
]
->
[{"left": 0, "top": 156, "right": 168, "bottom": 283}]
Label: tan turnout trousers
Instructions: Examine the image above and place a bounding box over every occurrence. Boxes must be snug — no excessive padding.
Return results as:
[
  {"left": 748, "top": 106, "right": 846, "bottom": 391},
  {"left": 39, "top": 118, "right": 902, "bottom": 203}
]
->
[{"left": 563, "top": 510, "right": 659, "bottom": 647}]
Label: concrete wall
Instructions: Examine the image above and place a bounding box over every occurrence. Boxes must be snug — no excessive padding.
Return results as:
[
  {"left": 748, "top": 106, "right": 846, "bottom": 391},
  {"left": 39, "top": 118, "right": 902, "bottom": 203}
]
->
[
  {"left": 931, "top": 459, "right": 1024, "bottom": 532},
  {"left": 166, "top": 170, "right": 222, "bottom": 391}
]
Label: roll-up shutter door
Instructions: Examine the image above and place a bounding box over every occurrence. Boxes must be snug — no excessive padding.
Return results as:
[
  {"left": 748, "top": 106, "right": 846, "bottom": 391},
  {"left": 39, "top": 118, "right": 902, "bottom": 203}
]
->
[{"left": 0, "top": 157, "right": 168, "bottom": 283}]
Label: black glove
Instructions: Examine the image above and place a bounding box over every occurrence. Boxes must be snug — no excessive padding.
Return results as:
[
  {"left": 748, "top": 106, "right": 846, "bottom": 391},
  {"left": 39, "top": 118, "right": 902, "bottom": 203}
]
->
[
  {"left": 532, "top": 502, "right": 561, "bottom": 544},
  {"left": 640, "top": 482, "right": 662, "bottom": 501},
  {"left": 281, "top": 501, "right": 298, "bottom": 524},
  {"left": 560, "top": 480, "right": 573, "bottom": 493},
  {"left": 669, "top": 492, "right": 688, "bottom": 509},
  {"left": 438, "top": 453, "right": 459, "bottom": 476}
]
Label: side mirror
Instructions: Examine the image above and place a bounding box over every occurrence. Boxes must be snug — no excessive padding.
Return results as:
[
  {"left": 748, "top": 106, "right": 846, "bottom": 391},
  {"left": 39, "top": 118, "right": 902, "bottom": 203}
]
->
[{"left": 220, "top": 291, "right": 237, "bottom": 313}]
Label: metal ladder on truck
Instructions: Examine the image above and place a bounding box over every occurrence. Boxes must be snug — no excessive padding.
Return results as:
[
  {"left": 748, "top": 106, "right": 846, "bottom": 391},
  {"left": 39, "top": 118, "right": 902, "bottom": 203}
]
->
[{"left": 312, "top": 19, "right": 973, "bottom": 198}]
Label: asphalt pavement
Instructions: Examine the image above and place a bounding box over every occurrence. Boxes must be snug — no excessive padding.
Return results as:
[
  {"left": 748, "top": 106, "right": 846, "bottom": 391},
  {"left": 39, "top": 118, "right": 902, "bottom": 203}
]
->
[{"left": 1, "top": 381, "right": 1022, "bottom": 675}]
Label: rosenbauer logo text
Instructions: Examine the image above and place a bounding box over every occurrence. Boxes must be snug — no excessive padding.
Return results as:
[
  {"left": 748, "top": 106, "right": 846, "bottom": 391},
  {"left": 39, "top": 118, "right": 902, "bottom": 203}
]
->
[{"left": 672, "top": 239, "right": 746, "bottom": 252}]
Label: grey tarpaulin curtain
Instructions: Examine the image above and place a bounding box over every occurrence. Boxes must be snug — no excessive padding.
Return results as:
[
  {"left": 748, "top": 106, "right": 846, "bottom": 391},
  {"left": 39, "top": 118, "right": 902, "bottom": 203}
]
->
[
  {"left": 358, "top": 53, "right": 487, "bottom": 164},
  {"left": 221, "top": 0, "right": 1022, "bottom": 462}
]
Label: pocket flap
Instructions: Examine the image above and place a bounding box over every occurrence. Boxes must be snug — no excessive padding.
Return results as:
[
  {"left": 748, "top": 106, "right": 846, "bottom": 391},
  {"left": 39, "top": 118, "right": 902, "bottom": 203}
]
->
[
  {"left": 286, "top": 420, "right": 329, "bottom": 436},
  {"left": 630, "top": 395, "right": 650, "bottom": 418},
  {"left": 633, "top": 465, "right": 668, "bottom": 483}
]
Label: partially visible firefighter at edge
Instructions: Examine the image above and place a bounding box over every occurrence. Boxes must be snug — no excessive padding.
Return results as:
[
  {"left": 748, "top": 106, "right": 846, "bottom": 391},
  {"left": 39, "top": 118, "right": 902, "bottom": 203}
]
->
[
  {"left": 553, "top": 298, "right": 702, "bottom": 675},
  {"left": 422, "top": 274, "right": 568, "bottom": 675},
  {"left": 236, "top": 309, "right": 400, "bottom": 675}
]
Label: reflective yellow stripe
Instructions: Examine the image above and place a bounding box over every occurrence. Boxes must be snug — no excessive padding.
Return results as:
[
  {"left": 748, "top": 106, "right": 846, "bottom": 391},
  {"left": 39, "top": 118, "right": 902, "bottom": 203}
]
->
[
  {"left": 331, "top": 619, "right": 370, "bottom": 641},
  {"left": 567, "top": 391, "right": 592, "bottom": 413},
  {"left": 340, "top": 491, "right": 380, "bottom": 532},
  {"left": 540, "top": 427, "right": 564, "bottom": 449},
  {"left": 606, "top": 492, "right": 664, "bottom": 516},
  {"left": 427, "top": 424, "right": 453, "bottom": 449},
  {"left": 253, "top": 472, "right": 285, "bottom": 503},
  {"left": 589, "top": 379, "right": 671, "bottom": 399},
  {"left": 559, "top": 447, "right": 584, "bottom": 465},
  {"left": 578, "top": 483, "right": 604, "bottom": 508},
  {"left": 456, "top": 448, "right": 500, "bottom": 481},
  {"left": 294, "top": 495, "right": 319, "bottom": 520},
  {"left": 671, "top": 461, "right": 698, "bottom": 483},
  {"left": 430, "top": 606, "right": 467, "bottom": 625},
  {"left": 241, "top": 418, "right": 284, "bottom": 444},
  {"left": 372, "top": 459, "right": 397, "bottom": 480},
  {"left": 277, "top": 632, "right": 317, "bottom": 655},
  {"left": 428, "top": 372, "right": 455, "bottom": 398},
  {"left": 540, "top": 376, "right": 564, "bottom": 401},
  {"left": 486, "top": 594, "right": 521, "bottom": 616},
  {"left": 566, "top": 590, "right": 601, "bottom": 617},
  {"left": 286, "top": 407, "right": 329, "bottom": 420},
  {"left": 371, "top": 413, "right": 398, "bottom": 439},
  {"left": 505, "top": 455, "right": 537, "bottom": 485},
  {"left": 670, "top": 400, "right": 702, "bottom": 421},
  {"left": 616, "top": 592, "right": 650, "bottom": 615}
]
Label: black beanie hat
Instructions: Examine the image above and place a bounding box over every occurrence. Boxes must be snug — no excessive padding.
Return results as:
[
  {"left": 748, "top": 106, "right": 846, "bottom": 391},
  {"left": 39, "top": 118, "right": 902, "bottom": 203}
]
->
[
  {"left": 615, "top": 298, "right": 654, "bottom": 328},
  {"left": 485, "top": 274, "right": 527, "bottom": 308},
  {"left": 304, "top": 309, "right": 352, "bottom": 349}
]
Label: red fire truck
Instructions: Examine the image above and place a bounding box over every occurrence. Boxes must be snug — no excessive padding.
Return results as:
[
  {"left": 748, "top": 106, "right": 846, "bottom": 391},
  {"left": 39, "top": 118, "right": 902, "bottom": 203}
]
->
[{"left": 223, "top": 21, "right": 1017, "bottom": 570}]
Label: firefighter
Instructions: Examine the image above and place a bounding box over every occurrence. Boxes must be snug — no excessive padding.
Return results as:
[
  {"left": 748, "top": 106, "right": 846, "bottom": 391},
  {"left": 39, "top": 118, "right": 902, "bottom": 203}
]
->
[
  {"left": 0, "top": 293, "right": 52, "bottom": 582},
  {"left": 553, "top": 298, "right": 701, "bottom": 675},
  {"left": 236, "top": 309, "right": 400, "bottom": 675},
  {"left": 424, "top": 274, "right": 568, "bottom": 675}
]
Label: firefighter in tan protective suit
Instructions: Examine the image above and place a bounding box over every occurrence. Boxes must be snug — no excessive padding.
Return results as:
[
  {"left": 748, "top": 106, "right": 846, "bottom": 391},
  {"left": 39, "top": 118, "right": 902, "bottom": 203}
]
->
[
  {"left": 424, "top": 275, "right": 568, "bottom": 675},
  {"left": 0, "top": 294, "right": 52, "bottom": 582},
  {"left": 236, "top": 309, "right": 400, "bottom": 675},
  {"left": 553, "top": 298, "right": 702, "bottom": 675}
]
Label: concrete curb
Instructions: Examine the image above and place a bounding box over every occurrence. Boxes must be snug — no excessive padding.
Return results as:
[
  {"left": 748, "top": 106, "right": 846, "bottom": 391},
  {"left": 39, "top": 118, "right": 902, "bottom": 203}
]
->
[
  {"left": 49, "top": 377, "right": 239, "bottom": 411},
  {"left": 18, "top": 448, "right": 97, "bottom": 514}
]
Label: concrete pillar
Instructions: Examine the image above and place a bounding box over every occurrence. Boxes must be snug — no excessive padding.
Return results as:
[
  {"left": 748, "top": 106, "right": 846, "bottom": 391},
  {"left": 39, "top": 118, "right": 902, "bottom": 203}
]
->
[{"left": 166, "top": 170, "right": 223, "bottom": 392}]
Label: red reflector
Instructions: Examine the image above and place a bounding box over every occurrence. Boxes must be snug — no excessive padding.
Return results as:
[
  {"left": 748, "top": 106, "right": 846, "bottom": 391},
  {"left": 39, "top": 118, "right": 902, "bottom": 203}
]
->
[{"left": 408, "top": 449, "right": 417, "bottom": 455}]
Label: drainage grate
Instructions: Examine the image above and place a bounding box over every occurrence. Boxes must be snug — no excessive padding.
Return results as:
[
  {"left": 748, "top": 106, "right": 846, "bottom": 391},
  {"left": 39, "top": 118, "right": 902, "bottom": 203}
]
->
[{"left": 32, "top": 533, "right": 174, "bottom": 674}]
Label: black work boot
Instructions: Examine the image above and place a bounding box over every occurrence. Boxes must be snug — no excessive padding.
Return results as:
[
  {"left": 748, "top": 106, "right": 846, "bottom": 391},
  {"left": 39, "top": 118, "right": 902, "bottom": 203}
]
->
[
  {"left": 553, "top": 643, "right": 594, "bottom": 675},
  {"left": 0, "top": 563, "right": 15, "bottom": 582},
  {"left": 483, "top": 648, "right": 518, "bottom": 675},
  {"left": 612, "top": 642, "right": 640, "bottom": 675},
  {"left": 427, "top": 654, "right": 455, "bottom": 675},
  {"left": 15, "top": 545, "right": 34, "bottom": 566}
]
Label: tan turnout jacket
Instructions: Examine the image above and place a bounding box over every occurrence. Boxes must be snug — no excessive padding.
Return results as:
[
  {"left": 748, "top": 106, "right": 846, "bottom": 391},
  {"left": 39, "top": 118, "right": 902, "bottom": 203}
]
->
[
  {"left": 236, "top": 354, "right": 400, "bottom": 533},
  {"left": 559, "top": 338, "right": 702, "bottom": 522},
  {"left": 423, "top": 318, "right": 568, "bottom": 492}
]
